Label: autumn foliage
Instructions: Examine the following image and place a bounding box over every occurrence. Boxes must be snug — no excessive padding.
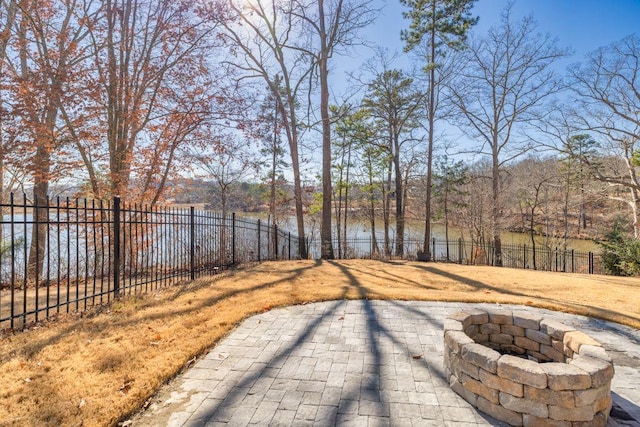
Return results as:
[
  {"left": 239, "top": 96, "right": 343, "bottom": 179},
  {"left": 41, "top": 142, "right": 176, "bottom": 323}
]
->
[{"left": 0, "top": 0, "right": 236, "bottom": 204}]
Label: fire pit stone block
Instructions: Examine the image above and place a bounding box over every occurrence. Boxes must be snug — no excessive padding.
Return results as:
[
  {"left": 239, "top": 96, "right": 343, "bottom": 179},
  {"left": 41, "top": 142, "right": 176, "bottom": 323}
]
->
[{"left": 444, "top": 309, "right": 614, "bottom": 427}]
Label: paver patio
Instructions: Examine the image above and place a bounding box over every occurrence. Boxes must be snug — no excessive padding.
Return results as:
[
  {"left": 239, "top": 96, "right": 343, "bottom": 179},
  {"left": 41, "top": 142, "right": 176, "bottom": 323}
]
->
[{"left": 129, "top": 301, "right": 640, "bottom": 426}]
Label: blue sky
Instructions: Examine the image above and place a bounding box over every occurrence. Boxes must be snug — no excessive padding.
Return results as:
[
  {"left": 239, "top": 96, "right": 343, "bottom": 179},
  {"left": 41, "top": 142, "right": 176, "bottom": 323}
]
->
[
  {"left": 337, "top": 0, "right": 640, "bottom": 91},
  {"left": 329, "top": 0, "right": 632, "bottom": 106},
  {"left": 365, "top": 0, "right": 640, "bottom": 64},
  {"left": 324, "top": 0, "right": 640, "bottom": 155},
  {"left": 305, "top": 1, "right": 640, "bottom": 179}
]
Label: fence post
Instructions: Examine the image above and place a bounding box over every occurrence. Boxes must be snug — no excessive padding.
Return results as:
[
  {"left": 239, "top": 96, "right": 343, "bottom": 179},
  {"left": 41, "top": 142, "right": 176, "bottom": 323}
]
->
[
  {"left": 371, "top": 238, "right": 374, "bottom": 260},
  {"left": 257, "top": 219, "right": 261, "bottom": 262},
  {"left": 432, "top": 238, "right": 436, "bottom": 261},
  {"left": 113, "top": 197, "right": 121, "bottom": 297},
  {"left": 34, "top": 194, "right": 40, "bottom": 322},
  {"left": 571, "top": 249, "right": 575, "bottom": 273},
  {"left": 22, "top": 193, "right": 28, "bottom": 324},
  {"left": 190, "top": 206, "right": 195, "bottom": 280},
  {"left": 458, "top": 238, "right": 463, "bottom": 264},
  {"left": 274, "top": 224, "right": 279, "bottom": 260},
  {"left": 10, "top": 192, "right": 15, "bottom": 329},
  {"left": 523, "top": 244, "right": 527, "bottom": 269},
  {"left": 589, "top": 252, "right": 593, "bottom": 274},
  {"left": 232, "top": 213, "right": 236, "bottom": 265},
  {"left": 288, "top": 232, "right": 291, "bottom": 260}
]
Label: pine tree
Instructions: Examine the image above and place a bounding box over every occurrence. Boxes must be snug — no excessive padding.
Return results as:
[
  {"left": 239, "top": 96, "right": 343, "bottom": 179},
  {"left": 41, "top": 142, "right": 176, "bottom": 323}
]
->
[{"left": 401, "top": 0, "right": 478, "bottom": 260}]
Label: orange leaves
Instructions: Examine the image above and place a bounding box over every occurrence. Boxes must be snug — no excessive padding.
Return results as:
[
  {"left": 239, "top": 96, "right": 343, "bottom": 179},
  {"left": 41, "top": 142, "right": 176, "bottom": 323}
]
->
[
  {"left": 260, "top": 304, "right": 272, "bottom": 313},
  {"left": 0, "top": 0, "right": 235, "bottom": 205}
]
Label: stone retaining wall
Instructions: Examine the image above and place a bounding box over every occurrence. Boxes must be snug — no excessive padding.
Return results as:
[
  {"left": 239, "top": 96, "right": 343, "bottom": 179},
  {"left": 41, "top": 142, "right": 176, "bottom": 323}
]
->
[{"left": 443, "top": 309, "right": 614, "bottom": 427}]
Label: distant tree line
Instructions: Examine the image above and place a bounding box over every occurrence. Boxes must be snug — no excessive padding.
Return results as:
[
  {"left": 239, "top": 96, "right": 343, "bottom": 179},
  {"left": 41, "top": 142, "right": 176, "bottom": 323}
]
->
[{"left": 1, "top": 0, "right": 640, "bottom": 275}]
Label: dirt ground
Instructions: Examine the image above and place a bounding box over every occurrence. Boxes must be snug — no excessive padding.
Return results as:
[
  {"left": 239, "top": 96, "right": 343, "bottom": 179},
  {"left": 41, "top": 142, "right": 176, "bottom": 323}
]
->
[{"left": 1, "top": 260, "right": 639, "bottom": 426}]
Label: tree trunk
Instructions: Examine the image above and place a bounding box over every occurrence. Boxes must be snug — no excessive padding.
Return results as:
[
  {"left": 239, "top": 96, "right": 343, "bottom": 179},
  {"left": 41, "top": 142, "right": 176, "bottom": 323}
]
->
[
  {"left": 367, "top": 157, "right": 379, "bottom": 257},
  {"left": 580, "top": 182, "right": 587, "bottom": 232},
  {"left": 278, "top": 110, "right": 307, "bottom": 258},
  {"left": 271, "top": 104, "right": 278, "bottom": 255},
  {"left": 394, "top": 141, "right": 404, "bottom": 257},
  {"left": 563, "top": 172, "right": 570, "bottom": 250},
  {"left": 370, "top": 200, "right": 378, "bottom": 257},
  {"left": 492, "top": 147, "right": 503, "bottom": 266},
  {"left": 0, "top": 0, "right": 16, "bottom": 211},
  {"left": 221, "top": 191, "right": 228, "bottom": 264},
  {"left": 272, "top": 79, "right": 307, "bottom": 259},
  {"left": 383, "top": 162, "right": 392, "bottom": 257},
  {"left": 334, "top": 174, "right": 342, "bottom": 258},
  {"left": 0, "top": 150, "right": 4, "bottom": 210},
  {"left": 334, "top": 140, "right": 345, "bottom": 258},
  {"left": 27, "top": 153, "right": 50, "bottom": 284},
  {"left": 290, "top": 141, "right": 307, "bottom": 259},
  {"left": 319, "top": 0, "right": 334, "bottom": 260},
  {"left": 23, "top": 20, "right": 60, "bottom": 283},
  {"left": 444, "top": 189, "right": 449, "bottom": 261},
  {"left": 630, "top": 187, "right": 640, "bottom": 239},
  {"left": 343, "top": 142, "right": 351, "bottom": 258},
  {"left": 530, "top": 203, "right": 537, "bottom": 270},
  {"left": 422, "top": 0, "right": 437, "bottom": 260}
]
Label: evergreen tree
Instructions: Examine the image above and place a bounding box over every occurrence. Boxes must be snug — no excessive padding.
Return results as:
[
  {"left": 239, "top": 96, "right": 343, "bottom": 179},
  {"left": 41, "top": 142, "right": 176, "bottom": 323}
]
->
[{"left": 400, "top": 0, "right": 478, "bottom": 260}]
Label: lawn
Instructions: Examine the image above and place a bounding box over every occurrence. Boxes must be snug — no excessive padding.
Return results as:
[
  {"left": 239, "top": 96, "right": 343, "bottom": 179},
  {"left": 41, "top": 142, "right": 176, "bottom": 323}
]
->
[{"left": 1, "top": 260, "right": 639, "bottom": 426}]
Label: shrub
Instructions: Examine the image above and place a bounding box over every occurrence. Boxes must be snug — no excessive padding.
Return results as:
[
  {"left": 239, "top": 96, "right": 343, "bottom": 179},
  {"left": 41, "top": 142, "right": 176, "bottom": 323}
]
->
[{"left": 600, "top": 223, "right": 640, "bottom": 276}]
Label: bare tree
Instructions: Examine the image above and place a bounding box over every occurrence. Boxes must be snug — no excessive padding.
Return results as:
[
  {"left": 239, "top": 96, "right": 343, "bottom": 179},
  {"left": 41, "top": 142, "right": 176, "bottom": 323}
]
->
[
  {"left": 433, "top": 155, "right": 467, "bottom": 260},
  {"left": 216, "top": 0, "right": 375, "bottom": 259},
  {"left": 0, "top": 0, "right": 20, "bottom": 206},
  {"left": 84, "top": 0, "right": 219, "bottom": 203},
  {"left": 558, "top": 134, "right": 599, "bottom": 240},
  {"left": 456, "top": 160, "right": 492, "bottom": 264},
  {"left": 215, "top": 0, "right": 314, "bottom": 258},
  {"left": 291, "top": 0, "right": 376, "bottom": 259},
  {"left": 448, "top": 5, "right": 567, "bottom": 266},
  {"left": 10, "top": 0, "right": 97, "bottom": 282},
  {"left": 254, "top": 81, "right": 289, "bottom": 232},
  {"left": 528, "top": 107, "right": 603, "bottom": 239},
  {"left": 184, "top": 135, "right": 256, "bottom": 263},
  {"left": 513, "top": 156, "right": 557, "bottom": 269},
  {"left": 569, "top": 34, "right": 640, "bottom": 238}
]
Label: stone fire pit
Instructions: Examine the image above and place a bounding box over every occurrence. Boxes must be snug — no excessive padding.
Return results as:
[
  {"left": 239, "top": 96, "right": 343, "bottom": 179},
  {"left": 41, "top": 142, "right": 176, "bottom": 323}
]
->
[{"left": 443, "top": 309, "right": 614, "bottom": 426}]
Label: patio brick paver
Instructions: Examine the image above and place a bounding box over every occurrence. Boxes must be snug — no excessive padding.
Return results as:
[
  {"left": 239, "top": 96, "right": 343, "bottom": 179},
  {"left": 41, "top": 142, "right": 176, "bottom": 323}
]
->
[{"left": 129, "top": 301, "right": 640, "bottom": 426}]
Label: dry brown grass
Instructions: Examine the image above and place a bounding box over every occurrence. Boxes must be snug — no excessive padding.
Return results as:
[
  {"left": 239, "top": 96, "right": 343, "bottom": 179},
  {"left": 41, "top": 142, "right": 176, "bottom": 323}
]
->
[{"left": 1, "top": 260, "right": 639, "bottom": 426}]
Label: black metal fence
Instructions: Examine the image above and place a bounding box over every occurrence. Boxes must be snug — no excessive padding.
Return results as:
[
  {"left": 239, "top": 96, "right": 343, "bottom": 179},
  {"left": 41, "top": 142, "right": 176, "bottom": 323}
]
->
[
  {"left": 327, "top": 237, "right": 603, "bottom": 274},
  {"left": 0, "top": 195, "right": 301, "bottom": 330}
]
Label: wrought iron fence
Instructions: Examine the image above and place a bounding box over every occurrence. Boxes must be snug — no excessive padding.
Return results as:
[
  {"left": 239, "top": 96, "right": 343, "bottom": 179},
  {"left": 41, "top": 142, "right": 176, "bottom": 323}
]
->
[
  {"left": 0, "top": 195, "right": 301, "bottom": 330},
  {"left": 324, "top": 237, "right": 603, "bottom": 275},
  {"left": 0, "top": 192, "right": 606, "bottom": 331}
]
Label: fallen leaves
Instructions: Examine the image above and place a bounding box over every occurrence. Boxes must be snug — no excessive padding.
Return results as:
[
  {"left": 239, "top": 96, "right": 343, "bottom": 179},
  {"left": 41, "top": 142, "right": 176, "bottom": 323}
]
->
[
  {"left": 184, "top": 356, "right": 196, "bottom": 369},
  {"left": 119, "top": 379, "right": 134, "bottom": 395},
  {"left": 260, "top": 305, "right": 272, "bottom": 313}
]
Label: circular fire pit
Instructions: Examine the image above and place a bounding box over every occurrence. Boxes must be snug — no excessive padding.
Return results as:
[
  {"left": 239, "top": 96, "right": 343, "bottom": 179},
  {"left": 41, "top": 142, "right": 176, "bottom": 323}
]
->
[{"left": 443, "top": 309, "right": 614, "bottom": 426}]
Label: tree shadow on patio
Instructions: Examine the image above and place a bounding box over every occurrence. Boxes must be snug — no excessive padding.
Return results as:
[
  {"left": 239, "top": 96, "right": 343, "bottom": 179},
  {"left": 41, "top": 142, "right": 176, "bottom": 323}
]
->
[
  {"left": 186, "top": 260, "right": 502, "bottom": 425},
  {"left": 409, "top": 263, "right": 640, "bottom": 339}
]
